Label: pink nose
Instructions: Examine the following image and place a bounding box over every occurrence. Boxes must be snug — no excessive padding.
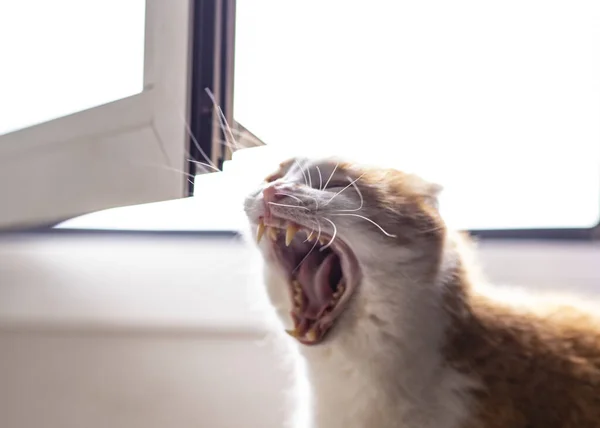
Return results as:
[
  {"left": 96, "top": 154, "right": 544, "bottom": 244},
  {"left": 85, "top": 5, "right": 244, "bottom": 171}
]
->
[
  {"left": 262, "top": 183, "right": 280, "bottom": 204},
  {"left": 262, "top": 183, "right": 287, "bottom": 218}
]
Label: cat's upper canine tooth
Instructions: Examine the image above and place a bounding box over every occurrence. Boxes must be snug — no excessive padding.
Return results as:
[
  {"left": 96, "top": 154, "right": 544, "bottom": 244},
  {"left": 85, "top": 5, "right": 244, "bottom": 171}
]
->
[
  {"left": 319, "top": 237, "right": 327, "bottom": 245},
  {"left": 285, "top": 224, "right": 299, "bottom": 246},
  {"left": 256, "top": 221, "right": 266, "bottom": 243}
]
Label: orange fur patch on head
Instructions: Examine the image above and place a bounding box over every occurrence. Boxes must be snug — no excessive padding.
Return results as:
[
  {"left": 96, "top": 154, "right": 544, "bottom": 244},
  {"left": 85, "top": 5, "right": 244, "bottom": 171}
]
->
[
  {"left": 342, "top": 165, "right": 447, "bottom": 247},
  {"left": 264, "top": 158, "right": 295, "bottom": 183}
]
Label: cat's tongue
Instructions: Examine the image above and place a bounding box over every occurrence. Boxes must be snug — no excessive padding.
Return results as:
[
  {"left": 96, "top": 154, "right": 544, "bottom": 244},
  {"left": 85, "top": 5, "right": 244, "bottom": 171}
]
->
[{"left": 297, "top": 251, "right": 336, "bottom": 319}]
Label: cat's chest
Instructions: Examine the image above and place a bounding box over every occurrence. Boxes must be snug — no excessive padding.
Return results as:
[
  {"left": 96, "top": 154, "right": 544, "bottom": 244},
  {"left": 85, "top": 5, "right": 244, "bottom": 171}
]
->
[{"left": 302, "top": 350, "right": 473, "bottom": 428}]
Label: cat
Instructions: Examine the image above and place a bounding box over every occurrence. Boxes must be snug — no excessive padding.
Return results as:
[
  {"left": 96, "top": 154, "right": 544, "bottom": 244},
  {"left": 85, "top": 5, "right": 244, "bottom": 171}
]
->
[{"left": 243, "top": 156, "right": 600, "bottom": 428}]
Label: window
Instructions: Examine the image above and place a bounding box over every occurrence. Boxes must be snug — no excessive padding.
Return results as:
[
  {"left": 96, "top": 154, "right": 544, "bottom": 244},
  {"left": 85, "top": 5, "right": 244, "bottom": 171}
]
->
[
  {"left": 233, "top": 0, "right": 600, "bottom": 234},
  {"left": 0, "top": 0, "right": 216, "bottom": 230},
  {"left": 59, "top": 0, "right": 600, "bottom": 236}
]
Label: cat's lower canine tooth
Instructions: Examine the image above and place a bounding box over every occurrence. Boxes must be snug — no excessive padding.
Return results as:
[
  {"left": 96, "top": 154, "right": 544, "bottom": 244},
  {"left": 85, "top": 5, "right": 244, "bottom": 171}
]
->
[
  {"left": 256, "top": 221, "right": 266, "bottom": 243},
  {"left": 306, "top": 328, "right": 318, "bottom": 342},
  {"left": 286, "top": 224, "right": 299, "bottom": 246}
]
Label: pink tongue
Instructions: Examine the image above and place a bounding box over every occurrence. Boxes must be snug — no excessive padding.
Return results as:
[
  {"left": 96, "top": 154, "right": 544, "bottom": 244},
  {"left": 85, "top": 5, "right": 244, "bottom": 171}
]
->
[{"left": 297, "top": 252, "right": 335, "bottom": 319}]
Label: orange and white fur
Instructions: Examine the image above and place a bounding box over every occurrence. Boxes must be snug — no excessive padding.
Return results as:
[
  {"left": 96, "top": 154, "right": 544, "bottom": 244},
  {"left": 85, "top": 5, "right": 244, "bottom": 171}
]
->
[{"left": 243, "top": 157, "right": 600, "bottom": 428}]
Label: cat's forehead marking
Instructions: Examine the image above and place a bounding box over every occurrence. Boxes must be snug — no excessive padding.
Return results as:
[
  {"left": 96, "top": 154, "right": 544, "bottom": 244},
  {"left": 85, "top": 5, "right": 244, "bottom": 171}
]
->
[{"left": 264, "top": 157, "right": 358, "bottom": 185}]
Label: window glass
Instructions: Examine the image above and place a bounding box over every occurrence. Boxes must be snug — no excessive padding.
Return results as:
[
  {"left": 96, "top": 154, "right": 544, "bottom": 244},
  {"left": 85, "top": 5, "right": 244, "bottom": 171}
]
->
[{"left": 0, "top": 0, "right": 145, "bottom": 135}]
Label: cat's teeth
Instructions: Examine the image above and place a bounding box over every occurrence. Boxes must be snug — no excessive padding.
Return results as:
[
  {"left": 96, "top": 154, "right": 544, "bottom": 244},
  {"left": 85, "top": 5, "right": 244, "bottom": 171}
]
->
[
  {"left": 285, "top": 224, "right": 299, "bottom": 246},
  {"left": 306, "top": 328, "right": 318, "bottom": 342},
  {"left": 319, "top": 237, "right": 327, "bottom": 245},
  {"left": 306, "top": 231, "right": 315, "bottom": 242},
  {"left": 256, "top": 221, "right": 266, "bottom": 243},
  {"left": 332, "top": 284, "right": 345, "bottom": 301},
  {"left": 268, "top": 226, "right": 278, "bottom": 241},
  {"left": 294, "top": 292, "right": 304, "bottom": 310},
  {"left": 285, "top": 328, "right": 300, "bottom": 338}
]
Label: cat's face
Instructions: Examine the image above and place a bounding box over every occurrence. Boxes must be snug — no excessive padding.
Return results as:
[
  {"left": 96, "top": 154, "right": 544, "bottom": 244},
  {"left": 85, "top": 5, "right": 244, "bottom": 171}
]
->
[{"left": 244, "top": 157, "right": 446, "bottom": 345}]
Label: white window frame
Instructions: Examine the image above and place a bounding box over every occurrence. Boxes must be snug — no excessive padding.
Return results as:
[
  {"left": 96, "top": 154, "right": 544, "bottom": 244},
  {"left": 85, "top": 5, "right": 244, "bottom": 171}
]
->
[{"left": 0, "top": 0, "right": 193, "bottom": 230}]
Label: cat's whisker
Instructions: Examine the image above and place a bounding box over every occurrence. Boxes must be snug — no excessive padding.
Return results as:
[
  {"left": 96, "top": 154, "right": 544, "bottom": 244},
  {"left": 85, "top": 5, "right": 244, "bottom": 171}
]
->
[
  {"left": 187, "top": 159, "right": 221, "bottom": 173},
  {"left": 295, "top": 160, "right": 309, "bottom": 187},
  {"left": 335, "top": 175, "right": 364, "bottom": 212},
  {"left": 323, "top": 163, "right": 339, "bottom": 191},
  {"left": 319, "top": 218, "right": 337, "bottom": 251},
  {"left": 324, "top": 174, "right": 365, "bottom": 206},
  {"left": 177, "top": 109, "right": 220, "bottom": 172},
  {"left": 204, "top": 87, "right": 241, "bottom": 151},
  {"left": 275, "top": 193, "right": 304, "bottom": 204},
  {"left": 268, "top": 202, "right": 310, "bottom": 210},
  {"left": 316, "top": 166, "right": 323, "bottom": 190},
  {"left": 330, "top": 213, "right": 397, "bottom": 238},
  {"left": 215, "top": 138, "right": 239, "bottom": 152},
  {"left": 293, "top": 221, "right": 322, "bottom": 274},
  {"left": 136, "top": 162, "right": 195, "bottom": 185}
]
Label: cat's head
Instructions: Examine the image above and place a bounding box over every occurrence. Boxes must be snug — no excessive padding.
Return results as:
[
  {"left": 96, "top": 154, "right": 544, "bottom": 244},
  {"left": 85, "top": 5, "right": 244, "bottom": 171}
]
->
[{"left": 243, "top": 157, "right": 446, "bottom": 346}]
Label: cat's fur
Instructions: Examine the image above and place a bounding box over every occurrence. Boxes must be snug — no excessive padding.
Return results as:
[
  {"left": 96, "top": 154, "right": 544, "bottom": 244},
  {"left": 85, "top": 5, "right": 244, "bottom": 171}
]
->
[{"left": 244, "top": 157, "right": 600, "bottom": 428}]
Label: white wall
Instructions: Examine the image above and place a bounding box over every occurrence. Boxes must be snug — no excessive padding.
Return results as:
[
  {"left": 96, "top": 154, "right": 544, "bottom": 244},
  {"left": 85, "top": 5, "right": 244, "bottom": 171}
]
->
[{"left": 0, "top": 233, "right": 598, "bottom": 428}]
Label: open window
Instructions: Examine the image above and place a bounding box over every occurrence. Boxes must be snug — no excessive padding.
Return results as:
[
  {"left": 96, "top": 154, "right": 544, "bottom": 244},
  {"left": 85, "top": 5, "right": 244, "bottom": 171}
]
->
[
  {"left": 0, "top": 0, "right": 236, "bottom": 230},
  {"left": 56, "top": 0, "right": 600, "bottom": 239}
]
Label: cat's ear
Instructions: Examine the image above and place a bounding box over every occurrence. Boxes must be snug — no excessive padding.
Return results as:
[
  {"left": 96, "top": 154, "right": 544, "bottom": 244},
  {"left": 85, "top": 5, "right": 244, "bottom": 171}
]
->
[
  {"left": 264, "top": 158, "right": 295, "bottom": 183},
  {"left": 406, "top": 174, "right": 443, "bottom": 209}
]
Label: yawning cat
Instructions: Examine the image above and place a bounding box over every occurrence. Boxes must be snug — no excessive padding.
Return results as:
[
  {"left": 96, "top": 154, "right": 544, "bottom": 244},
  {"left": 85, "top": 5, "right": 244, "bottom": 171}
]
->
[{"left": 243, "top": 157, "right": 600, "bottom": 428}]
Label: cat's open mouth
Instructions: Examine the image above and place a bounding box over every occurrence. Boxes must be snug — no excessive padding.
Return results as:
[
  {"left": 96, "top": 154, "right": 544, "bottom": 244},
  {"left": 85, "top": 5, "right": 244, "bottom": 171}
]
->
[{"left": 256, "top": 217, "right": 360, "bottom": 345}]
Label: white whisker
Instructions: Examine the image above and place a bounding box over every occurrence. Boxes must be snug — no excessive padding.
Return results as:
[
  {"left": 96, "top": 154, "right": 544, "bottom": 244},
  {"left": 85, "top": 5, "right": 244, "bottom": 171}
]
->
[
  {"left": 178, "top": 111, "right": 220, "bottom": 171},
  {"left": 268, "top": 202, "right": 309, "bottom": 210},
  {"left": 136, "top": 162, "right": 195, "bottom": 186},
  {"left": 307, "top": 166, "right": 313, "bottom": 188},
  {"left": 320, "top": 218, "right": 337, "bottom": 251},
  {"left": 294, "top": 221, "right": 321, "bottom": 273},
  {"left": 324, "top": 174, "right": 365, "bottom": 206},
  {"left": 316, "top": 166, "right": 323, "bottom": 190},
  {"left": 187, "top": 159, "right": 221, "bottom": 172},
  {"left": 215, "top": 138, "right": 239, "bottom": 151},
  {"left": 323, "top": 163, "right": 339, "bottom": 190},
  {"left": 295, "top": 160, "right": 309, "bottom": 187},
  {"left": 336, "top": 175, "right": 364, "bottom": 212},
  {"left": 204, "top": 88, "right": 240, "bottom": 151},
  {"left": 330, "top": 213, "right": 397, "bottom": 238},
  {"left": 275, "top": 193, "right": 303, "bottom": 203}
]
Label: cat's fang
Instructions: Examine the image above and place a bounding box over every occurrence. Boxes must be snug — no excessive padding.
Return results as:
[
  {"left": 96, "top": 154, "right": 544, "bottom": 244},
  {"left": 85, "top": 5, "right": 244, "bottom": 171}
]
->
[
  {"left": 256, "top": 221, "right": 266, "bottom": 243},
  {"left": 285, "top": 328, "right": 300, "bottom": 338},
  {"left": 306, "top": 328, "right": 318, "bottom": 342},
  {"left": 286, "top": 224, "right": 299, "bottom": 246}
]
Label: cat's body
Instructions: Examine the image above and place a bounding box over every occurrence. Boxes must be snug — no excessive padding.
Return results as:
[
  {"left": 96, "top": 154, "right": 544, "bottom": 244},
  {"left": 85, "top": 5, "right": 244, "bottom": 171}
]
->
[{"left": 244, "top": 157, "right": 600, "bottom": 428}]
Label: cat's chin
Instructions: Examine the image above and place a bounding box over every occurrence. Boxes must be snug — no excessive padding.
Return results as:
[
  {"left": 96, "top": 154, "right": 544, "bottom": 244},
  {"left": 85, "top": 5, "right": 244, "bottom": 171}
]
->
[{"left": 254, "top": 216, "right": 361, "bottom": 346}]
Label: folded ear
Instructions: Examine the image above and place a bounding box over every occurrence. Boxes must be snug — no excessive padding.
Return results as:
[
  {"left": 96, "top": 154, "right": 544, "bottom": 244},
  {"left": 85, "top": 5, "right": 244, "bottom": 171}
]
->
[
  {"left": 405, "top": 173, "right": 443, "bottom": 209},
  {"left": 264, "top": 158, "right": 295, "bottom": 183}
]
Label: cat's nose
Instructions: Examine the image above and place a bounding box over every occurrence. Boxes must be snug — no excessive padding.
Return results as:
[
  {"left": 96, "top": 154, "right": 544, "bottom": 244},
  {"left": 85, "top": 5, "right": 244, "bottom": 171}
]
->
[{"left": 262, "top": 183, "right": 284, "bottom": 205}]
